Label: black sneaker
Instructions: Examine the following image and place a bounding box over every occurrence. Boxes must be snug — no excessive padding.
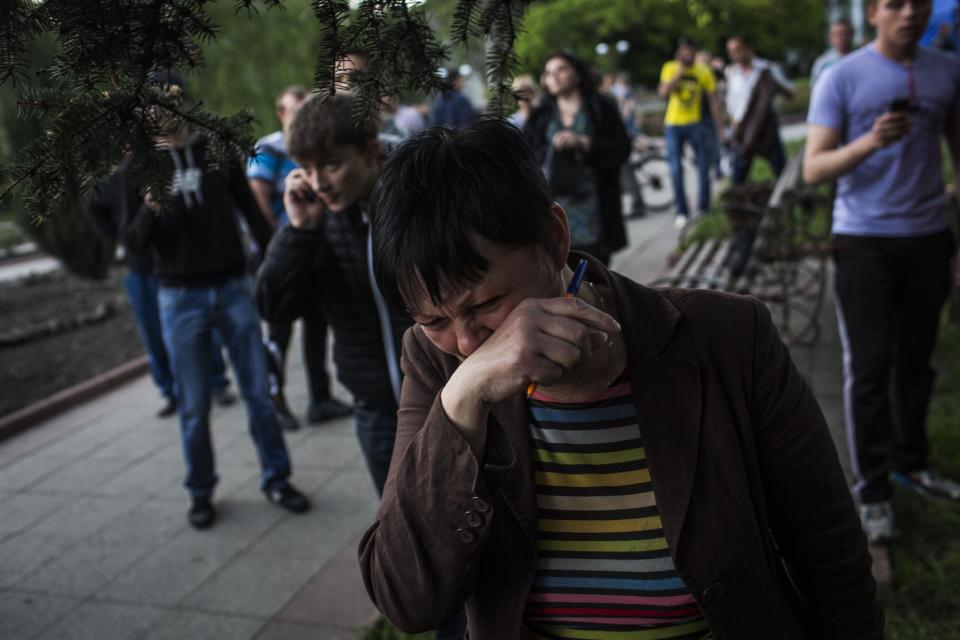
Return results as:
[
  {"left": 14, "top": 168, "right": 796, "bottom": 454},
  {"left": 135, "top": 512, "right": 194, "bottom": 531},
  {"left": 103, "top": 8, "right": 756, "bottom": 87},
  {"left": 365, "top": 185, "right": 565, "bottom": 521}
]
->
[
  {"left": 157, "top": 397, "right": 177, "bottom": 418},
  {"left": 307, "top": 398, "right": 353, "bottom": 424},
  {"left": 213, "top": 387, "right": 237, "bottom": 407},
  {"left": 188, "top": 497, "right": 216, "bottom": 529},
  {"left": 264, "top": 484, "right": 310, "bottom": 513}
]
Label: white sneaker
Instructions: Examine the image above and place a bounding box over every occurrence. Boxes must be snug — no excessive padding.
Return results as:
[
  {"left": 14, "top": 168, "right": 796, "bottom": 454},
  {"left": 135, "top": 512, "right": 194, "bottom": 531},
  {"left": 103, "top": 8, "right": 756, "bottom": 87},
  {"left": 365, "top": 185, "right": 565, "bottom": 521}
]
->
[
  {"left": 892, "top": 469, "right": 960, "bottom": 500},
  {"left": 674, "top": 215, "right": 688, "bottom": 229},
  {"left": 858, "top": 501, "right": 898, "bottom": 544}
]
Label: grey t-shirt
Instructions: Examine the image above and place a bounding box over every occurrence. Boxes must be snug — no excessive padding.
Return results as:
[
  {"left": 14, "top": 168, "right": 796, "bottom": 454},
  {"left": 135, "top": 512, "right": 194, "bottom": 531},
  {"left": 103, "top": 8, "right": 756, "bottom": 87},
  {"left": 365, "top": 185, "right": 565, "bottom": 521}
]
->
[{"left": 807, "top": 44, "right": 960, "bottom": 237}]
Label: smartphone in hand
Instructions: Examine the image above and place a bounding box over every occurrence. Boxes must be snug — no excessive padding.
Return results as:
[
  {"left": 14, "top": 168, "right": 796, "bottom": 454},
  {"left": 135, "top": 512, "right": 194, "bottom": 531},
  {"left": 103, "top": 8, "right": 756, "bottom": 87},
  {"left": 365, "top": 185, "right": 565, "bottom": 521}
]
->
[{"left": 888, "top": 98, "right": 915, "bottom": 113}]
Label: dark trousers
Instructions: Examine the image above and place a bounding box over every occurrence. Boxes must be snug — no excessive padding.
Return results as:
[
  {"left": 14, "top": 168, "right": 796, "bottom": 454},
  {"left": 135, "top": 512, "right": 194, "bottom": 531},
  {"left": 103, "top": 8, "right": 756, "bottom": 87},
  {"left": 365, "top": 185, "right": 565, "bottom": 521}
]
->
[
  {"left": 833, "top": 230, "right": 954, "bottom": 504},
  {"left": 354, "top": 406, "right": 398, "bottom": 496},
  {"left": 266, "top": 294, "right": 331, "bottom": 404},
  {"left": 731, "top": 116, "right": 786, "bottom": 185}
]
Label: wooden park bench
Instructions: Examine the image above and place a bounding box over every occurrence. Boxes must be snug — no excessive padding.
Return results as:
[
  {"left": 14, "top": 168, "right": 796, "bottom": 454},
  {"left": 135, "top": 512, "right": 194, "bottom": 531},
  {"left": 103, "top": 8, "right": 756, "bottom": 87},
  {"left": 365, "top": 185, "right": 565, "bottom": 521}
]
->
[{"left": 652, "top": 147, "right": 832, "bottom": 347}]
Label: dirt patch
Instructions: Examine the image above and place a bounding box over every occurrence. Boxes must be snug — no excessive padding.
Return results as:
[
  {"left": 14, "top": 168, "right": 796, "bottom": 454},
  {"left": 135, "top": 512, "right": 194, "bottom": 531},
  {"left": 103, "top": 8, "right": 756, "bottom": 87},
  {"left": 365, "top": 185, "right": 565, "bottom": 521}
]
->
[{"left": 0, "top": 268, "right": 145, "bottom": 416}]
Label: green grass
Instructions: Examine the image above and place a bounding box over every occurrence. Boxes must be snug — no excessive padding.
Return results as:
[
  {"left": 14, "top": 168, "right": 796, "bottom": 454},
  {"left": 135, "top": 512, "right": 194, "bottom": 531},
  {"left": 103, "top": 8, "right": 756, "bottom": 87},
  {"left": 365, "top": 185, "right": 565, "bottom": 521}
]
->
[
  {"left": 746, "top": 138, "right": 806, "bottom": 184},
  {"left": 363, "top": 619, "right": 434, "bottom": 640},
  {"left": 883, "top": 319, "right": 960, "bottom": 639},
  {"left": 779, "top": 77, "right": 811, "bottom": 119}
]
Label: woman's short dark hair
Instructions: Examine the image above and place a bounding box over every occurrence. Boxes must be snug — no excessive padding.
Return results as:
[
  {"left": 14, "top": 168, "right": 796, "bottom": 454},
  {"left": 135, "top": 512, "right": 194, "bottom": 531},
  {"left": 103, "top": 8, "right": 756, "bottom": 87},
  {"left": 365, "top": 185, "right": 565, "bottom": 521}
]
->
[
  {"left": 371, "top": 117, "right": 555, "bottom": 312},
  {"left": 287, "top": 93, "right": 378, "bottom": 164},
  {"left": 543, "top": 50, "right": 597, "bottom": 96}
]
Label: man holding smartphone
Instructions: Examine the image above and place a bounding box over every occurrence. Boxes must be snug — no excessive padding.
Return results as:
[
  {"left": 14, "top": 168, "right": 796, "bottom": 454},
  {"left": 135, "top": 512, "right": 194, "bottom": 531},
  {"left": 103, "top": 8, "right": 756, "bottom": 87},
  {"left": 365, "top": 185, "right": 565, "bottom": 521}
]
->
[{"left": 804, "top": 0, "right": 960, "bottom": 543}]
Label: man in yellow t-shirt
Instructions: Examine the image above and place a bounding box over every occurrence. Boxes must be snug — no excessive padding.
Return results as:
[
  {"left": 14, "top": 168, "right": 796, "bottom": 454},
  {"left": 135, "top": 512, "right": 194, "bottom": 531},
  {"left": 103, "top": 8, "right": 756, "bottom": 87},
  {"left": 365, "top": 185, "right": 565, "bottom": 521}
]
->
[{"left": 658, "top": 37, "right": 723, "bottom": 225}]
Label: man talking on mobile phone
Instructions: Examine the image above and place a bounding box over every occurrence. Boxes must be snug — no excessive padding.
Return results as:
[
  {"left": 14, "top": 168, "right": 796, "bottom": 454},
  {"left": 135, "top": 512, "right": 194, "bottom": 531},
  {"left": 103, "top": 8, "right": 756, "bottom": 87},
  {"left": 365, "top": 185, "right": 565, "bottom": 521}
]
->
[{"left": 804, "top": 0, "right": 960, "bottom": 544}]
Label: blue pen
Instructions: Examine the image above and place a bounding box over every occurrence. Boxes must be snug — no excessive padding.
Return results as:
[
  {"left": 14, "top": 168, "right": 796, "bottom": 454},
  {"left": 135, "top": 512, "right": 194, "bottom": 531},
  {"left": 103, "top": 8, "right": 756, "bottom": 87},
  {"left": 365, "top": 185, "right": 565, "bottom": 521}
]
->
[{"left": 526, "top": 258, "right": 590, "bottom": 398}]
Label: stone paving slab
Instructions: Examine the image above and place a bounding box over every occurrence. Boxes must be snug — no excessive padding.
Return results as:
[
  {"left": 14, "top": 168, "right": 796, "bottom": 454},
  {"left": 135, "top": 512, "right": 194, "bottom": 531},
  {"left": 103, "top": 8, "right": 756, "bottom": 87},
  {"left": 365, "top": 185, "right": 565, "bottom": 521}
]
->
[
  {"left": 33, "top": 600, "right": 167, "bottom": 640},
  {"left": 272, "top": 533, "right": 379, "bottom": 628},
  {"left": 0, "top": 592, "right": 78, "bottom": 640},
  {"left": 142, "top": 611, "right": 264, "bottom": 640}
]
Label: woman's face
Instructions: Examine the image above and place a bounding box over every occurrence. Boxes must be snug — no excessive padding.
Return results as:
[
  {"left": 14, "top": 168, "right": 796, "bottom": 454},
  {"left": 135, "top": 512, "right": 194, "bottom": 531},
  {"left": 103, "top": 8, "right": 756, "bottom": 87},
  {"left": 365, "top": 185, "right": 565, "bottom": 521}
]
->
[{"left": 542, "top": 57, "right": 580, "bottom": 97}]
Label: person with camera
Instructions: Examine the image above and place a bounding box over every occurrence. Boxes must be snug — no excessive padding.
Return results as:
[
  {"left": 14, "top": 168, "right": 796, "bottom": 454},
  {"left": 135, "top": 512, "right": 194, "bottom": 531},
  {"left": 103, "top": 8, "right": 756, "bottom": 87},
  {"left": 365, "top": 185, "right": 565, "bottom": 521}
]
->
[{"left": 804, "top": 0, "right": 960, "bottom": 543}]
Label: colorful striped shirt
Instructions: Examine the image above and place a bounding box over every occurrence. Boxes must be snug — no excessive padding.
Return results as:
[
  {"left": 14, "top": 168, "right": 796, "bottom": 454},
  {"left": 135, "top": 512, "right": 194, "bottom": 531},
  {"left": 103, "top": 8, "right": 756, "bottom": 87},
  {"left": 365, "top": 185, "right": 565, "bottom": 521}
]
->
[{"left": 523, "top": 380, "right": 711, "bottom": 640}]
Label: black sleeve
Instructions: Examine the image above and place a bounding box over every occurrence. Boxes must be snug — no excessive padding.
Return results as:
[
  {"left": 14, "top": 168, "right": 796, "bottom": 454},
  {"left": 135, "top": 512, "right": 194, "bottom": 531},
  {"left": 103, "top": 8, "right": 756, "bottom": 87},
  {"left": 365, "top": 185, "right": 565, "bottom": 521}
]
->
[
  {"left": 85, "top": 174, "right": 121, "bottom": 241},
  {"left": 121, "top": 196, "right": 160, "bottom": 255},
  {"left": 522, "top": 105, "right": 552, "bottom": 166},
  {"left": 229, "top": 161, "right": 274, "bottom": 251},
  {"left": 585, "top": 95, "right": 631, "bottom": 172},
  {"left": 254, "top": 224, "right": 328, "bottom": 323}
]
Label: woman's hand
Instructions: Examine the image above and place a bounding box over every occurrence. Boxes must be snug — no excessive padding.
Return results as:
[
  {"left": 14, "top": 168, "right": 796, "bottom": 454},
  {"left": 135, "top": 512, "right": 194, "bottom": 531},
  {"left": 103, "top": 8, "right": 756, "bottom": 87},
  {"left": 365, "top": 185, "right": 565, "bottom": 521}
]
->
[{"left": 552, "top": 131, "right": 590, "bottom": 152}]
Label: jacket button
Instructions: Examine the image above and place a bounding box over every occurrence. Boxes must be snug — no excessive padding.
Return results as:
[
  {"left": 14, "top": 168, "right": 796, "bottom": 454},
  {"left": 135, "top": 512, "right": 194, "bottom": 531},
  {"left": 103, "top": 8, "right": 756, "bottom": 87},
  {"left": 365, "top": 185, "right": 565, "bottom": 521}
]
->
[
  {"left": 702, "top": 582, "right": 725, "bottom": 606},
  {"left": 456, "top": 528, "right": 476, "bottom": 543},
  {"left": 464, "top": 510, "right": 484, "bottom": 528},
  {"left": 471, "top": 496, "right": 490, "bottom": 513}
]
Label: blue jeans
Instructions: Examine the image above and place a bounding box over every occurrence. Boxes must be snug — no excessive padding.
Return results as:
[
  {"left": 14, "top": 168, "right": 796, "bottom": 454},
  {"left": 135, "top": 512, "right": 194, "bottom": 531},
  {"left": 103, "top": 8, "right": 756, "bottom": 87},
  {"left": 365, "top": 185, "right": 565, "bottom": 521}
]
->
[
  {"left": 665, "top": 123, "right": 710, "bottom": 216},
  {"left": 700, "top": 115, "right": 722, "bottom": 175},
  {"left": 124, "top": 271, "right": 230, "bottom": 400},
  {"left": 159, "top": 276, "right": 291, "bottom": 498},
  {"left": 354, "top": 406, "right": 398, "bottom": 496}
]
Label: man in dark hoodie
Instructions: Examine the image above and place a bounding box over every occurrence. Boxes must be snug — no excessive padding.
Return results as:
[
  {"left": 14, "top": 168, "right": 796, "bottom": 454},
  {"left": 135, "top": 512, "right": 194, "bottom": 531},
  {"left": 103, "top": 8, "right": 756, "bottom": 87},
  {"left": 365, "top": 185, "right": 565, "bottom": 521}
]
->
[
  {"left": 87, "top": 162, "right": 236, "bottom": 419},
  {"left": 123, "top": 71, "right": 308, "bottom": 529}
]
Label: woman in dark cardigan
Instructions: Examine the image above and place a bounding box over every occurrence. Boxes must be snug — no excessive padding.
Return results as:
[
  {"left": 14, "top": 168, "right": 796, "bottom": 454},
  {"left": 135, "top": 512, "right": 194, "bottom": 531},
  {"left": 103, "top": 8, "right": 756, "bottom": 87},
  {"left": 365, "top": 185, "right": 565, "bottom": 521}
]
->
[{"left": 524, "top": 50, "right": 631, "bottom": 265}]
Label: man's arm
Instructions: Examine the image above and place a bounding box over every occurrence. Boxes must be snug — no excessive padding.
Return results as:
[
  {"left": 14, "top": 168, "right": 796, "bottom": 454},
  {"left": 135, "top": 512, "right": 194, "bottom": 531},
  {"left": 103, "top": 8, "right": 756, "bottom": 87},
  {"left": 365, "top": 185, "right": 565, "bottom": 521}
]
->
[
  {"left": 708, "top": 92, "right": 724, "bottom": 139},
  {"left": 85, "top": 174, "right": 121, "bottom": 241},
  {"left": 947, "top": 109, "right": 960, "bottom": 289},
  {"left": 946, "top": 108, "right": 960, "bottom": 189},
  {"left": 229, "top": 163, "right": 274, "bottom": 250},
  {"left": 248, "top": 178, "right": 279, "bottom": 229},
  {"left": 770, "top": 62, "right": 794, "bottom": 98},
  {"left": 803, "top": 113, "right": 908, "bottom": 184},
  {"left": 658, "top": 64, "right": 683, "bottom": 100},
  {"left": 253, "top": 168, "right": 329, "bottom": 323},
  {"left": 699, "top": 66, "right": 724, "bottom": 137},
  {"left": 121, "top": 195, "right": 161, "bottom": 254},
  {"left": 253, "top": 226, "right": 322, "bottom": 322},
  {"left": 724, "top": 66, "right": 741, "bottom": 129}
]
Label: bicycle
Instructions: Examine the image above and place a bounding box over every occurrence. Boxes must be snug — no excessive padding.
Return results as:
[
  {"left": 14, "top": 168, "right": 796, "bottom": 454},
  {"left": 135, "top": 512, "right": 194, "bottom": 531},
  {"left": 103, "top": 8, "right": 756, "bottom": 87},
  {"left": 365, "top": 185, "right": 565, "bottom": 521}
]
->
[{"left": 625, "top": 136, "right": 676, "bottom": 216}]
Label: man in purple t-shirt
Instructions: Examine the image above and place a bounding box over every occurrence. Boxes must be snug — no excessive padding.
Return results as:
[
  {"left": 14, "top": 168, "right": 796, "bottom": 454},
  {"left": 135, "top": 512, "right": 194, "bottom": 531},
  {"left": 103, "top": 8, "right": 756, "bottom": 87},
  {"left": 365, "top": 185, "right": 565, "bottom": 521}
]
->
[{"left": 805, "top": 0, "right": 960, "bottom": 544}]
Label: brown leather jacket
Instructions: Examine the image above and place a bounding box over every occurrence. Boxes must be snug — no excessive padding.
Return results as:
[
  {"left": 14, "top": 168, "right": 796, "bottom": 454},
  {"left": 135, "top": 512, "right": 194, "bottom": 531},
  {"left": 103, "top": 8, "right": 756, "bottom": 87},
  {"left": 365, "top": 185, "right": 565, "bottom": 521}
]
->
[{"left": 359, "top": 255, "right": 883, "bottom": 640}]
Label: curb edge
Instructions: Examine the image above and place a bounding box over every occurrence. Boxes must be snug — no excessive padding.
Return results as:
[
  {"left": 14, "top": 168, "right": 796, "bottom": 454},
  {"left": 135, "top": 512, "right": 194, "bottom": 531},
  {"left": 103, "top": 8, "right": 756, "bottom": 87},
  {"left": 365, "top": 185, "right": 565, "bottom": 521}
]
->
[{"left": 0, "top": 355, "right": 149, "bottom": 442}]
